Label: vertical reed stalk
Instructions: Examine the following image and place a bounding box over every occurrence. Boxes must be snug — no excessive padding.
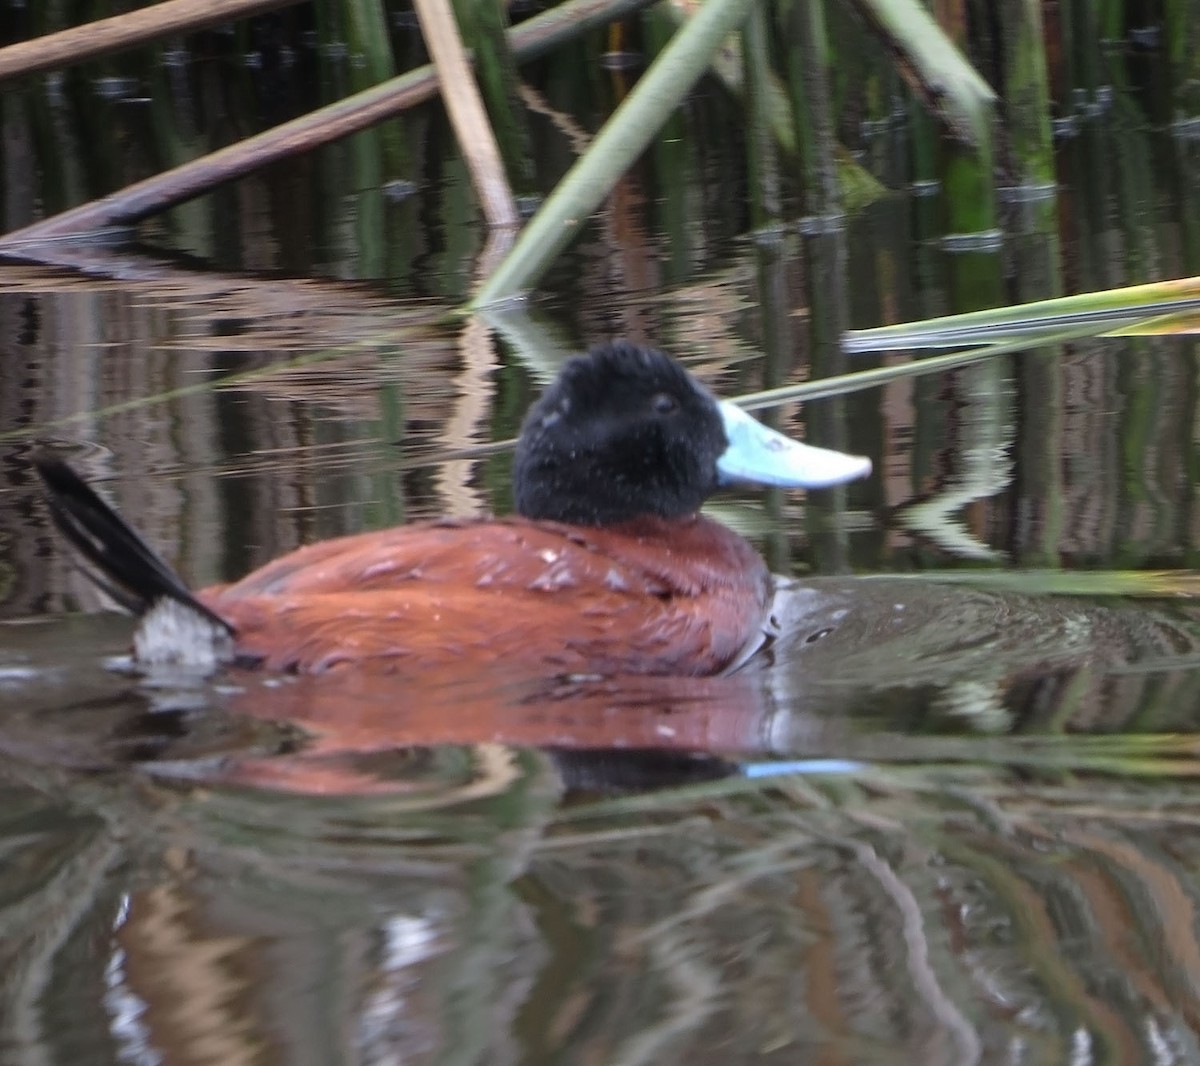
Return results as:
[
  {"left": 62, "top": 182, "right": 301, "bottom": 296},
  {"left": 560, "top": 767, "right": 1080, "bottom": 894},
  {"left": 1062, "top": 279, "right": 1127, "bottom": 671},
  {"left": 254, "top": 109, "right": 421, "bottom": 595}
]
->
[
  {"left": 744, "top": 3, "right": 791, "bottom": 569},
  {"left": 742, "top": 0, "right": 780, "bottom": 227},
  {"left": 802, "top": 228, "right": 856, "bottom": 574},
  {"left": 911, "top": 0, "right": 1007, "bottom": 567},
  {"left": 645, "top": 8, "right": 692, "bottom": 284},
  {"left": 776, "top": 0, "right": 838, "bottom": 215},
  {"left": 935, "top": 1, "right": 998, "bottom": 309},
  {"left": 450, "top": 0, "right": 533, "bottom": 189},
  {"left": 341, "top": 0, "right": 403, "bottom": 274},
  {"left": 1164, "top": 0, "right": 1200, "bottom": 113},
  {"left": 1001, "top": 0, "right": 1063, "bottom": 565},
  {"left": 777, "top": 0, "right": 854, "bottom": 568},
  {"left": 1000, "top": 0, "right": 1055, "bottom": 189},
  {"left": 343, "top": 0, "right": 409, "bottom": 168},
  {"left": 413, "top": 0, "right": 519, "bottom": 227}
]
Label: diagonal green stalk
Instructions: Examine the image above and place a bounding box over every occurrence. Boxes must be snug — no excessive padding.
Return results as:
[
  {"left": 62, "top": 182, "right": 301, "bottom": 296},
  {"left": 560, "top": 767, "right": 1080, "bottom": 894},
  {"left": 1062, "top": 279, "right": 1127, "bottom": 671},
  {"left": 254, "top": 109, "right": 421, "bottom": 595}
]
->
[
  {"left": 844, "top": 276, "right": 1200, "bottom": 352},
  {"left": 849, "top": 0, "right": 995, "bottom": 144},
  {"left": 468, "top": 0, "right": 757, "bottom": 308},
  {"left": 736, "top": 323, "right": 1106, "bottom": 411}
]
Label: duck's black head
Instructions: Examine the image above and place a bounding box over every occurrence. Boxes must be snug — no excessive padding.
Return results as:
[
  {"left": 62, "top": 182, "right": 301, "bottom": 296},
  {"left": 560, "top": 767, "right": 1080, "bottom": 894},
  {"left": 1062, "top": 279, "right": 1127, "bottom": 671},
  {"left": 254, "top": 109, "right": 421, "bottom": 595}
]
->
[
  {"left": 513, "top": 341, "right": 873, "bottom": 527},
  {"left": 514, "top": 341, "right": 725, "bottom": 525}
]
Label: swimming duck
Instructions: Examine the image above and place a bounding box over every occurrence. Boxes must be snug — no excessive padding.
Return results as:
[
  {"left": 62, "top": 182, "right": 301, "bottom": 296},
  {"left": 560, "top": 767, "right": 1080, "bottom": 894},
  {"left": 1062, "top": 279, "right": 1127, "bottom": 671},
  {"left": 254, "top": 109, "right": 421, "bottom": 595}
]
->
[{"left": 36, "top": 341, "right": 870, "bottom": 677}]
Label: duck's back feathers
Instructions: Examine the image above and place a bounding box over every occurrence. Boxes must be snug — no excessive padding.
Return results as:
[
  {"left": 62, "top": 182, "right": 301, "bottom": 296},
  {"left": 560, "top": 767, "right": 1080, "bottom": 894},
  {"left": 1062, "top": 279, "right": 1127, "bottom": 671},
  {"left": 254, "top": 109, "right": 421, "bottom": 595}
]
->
[{"left": 202, "top": 516, "right": 772, "bottom": 676}]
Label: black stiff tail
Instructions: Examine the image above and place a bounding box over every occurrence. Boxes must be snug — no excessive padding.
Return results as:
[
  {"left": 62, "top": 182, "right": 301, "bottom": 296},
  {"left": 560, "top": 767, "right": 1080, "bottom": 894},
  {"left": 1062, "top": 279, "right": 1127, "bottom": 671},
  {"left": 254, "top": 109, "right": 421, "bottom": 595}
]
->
[{"left": 35, "top": 455, "right": 234, "bottom": 635}]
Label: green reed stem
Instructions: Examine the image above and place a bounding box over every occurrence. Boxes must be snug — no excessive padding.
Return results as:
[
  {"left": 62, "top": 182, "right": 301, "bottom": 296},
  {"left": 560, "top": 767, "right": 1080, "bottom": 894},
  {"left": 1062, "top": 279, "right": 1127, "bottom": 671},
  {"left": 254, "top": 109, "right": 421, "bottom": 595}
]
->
[{"left": 469, "top": 0, "right": 757, "bottom": 307}]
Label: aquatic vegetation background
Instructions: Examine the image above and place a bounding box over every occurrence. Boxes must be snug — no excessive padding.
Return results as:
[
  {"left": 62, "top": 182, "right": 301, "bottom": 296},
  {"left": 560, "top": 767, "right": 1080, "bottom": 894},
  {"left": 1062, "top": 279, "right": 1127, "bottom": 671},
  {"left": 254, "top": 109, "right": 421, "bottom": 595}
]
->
[
  {"left": 3, "top": 0, "right": 1197, "bottom": 297},
  {"left": 3, "top": 1, "right": 1200, "bottom": 1063}
]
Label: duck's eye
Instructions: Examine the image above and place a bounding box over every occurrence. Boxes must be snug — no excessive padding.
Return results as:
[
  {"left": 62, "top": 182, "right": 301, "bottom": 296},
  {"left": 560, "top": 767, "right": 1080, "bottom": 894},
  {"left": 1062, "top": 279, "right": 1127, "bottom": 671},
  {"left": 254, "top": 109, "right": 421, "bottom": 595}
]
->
[{"left": 651, "top": 393, "right": 679, "bottom": 415}]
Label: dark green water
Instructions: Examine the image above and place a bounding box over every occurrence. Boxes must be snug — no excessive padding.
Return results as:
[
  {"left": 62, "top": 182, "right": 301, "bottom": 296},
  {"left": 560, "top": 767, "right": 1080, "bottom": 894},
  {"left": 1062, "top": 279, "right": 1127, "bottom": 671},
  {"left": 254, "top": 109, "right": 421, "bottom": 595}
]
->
[{"left": 3, "top": 7, "right": 1200, "bottom": 1064}]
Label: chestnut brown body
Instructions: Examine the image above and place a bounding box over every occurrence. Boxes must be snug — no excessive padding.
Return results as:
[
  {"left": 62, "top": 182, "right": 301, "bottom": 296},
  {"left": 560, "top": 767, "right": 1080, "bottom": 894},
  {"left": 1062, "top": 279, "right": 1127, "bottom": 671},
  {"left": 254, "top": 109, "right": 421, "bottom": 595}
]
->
[{"left": 201, "top": 515, "right": 772, "bottom": 676}]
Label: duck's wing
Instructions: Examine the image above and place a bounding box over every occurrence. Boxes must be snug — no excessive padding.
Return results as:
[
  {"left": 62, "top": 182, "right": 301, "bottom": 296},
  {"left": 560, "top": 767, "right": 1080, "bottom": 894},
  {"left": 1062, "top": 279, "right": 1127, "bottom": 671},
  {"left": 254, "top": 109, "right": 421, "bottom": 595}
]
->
[
  {"left": 209, "top": 519, "right": 672, "bottom": 598},
  {"left": 204, "top": 585, "right": 707, "bottom": 674},
  {"left": 203, "top": 519, "right": 767, "bottom": 677}
]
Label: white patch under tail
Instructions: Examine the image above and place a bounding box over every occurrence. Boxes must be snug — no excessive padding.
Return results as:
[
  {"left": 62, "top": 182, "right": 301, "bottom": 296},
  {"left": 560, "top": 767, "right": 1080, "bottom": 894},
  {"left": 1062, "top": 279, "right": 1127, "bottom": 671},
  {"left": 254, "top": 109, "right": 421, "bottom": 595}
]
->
[{"left": 133, "top": 599, "right": 235, "bottom": 675}]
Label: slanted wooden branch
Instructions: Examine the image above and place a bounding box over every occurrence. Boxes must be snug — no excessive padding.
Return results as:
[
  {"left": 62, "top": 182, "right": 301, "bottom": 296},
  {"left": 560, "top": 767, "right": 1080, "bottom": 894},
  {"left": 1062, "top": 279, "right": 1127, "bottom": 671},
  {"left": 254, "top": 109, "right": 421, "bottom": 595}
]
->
[
  {"left": 412, "top": 0, "right": 519, "bottom": 228},
  {"left": 0, "top": 0, "right": 655, "bottom": 251},
  {"left": 0, "top": 0, "right": 300, "bottom": 83}
]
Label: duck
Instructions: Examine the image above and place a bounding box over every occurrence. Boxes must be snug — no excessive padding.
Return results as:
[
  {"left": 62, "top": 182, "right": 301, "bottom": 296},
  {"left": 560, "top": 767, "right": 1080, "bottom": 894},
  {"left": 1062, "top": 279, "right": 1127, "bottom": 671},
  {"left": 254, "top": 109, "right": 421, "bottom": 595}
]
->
[{"left": 36, "top": 341, "right": 871, "bottom": 679}]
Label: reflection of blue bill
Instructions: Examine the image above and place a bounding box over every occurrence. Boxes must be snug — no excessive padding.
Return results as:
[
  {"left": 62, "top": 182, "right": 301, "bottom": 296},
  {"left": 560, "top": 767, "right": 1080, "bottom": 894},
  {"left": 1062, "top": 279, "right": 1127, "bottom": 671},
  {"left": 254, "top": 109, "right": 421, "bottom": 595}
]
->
[{"left": 741, "top": 759, "right": 866, "bottom": 778}]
